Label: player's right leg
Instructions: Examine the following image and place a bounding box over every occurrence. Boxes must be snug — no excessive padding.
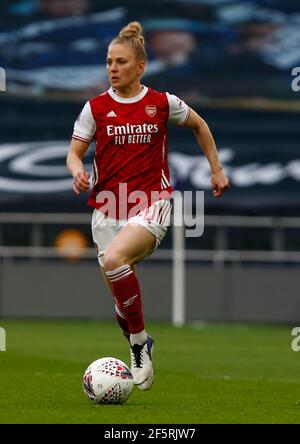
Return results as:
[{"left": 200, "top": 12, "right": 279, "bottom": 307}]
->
[
  {"left": 101, "top": 253, "right": 154, "bottom": 390},
  {"left": 103, "top": 224, "right": 156, "bottom": 391}
]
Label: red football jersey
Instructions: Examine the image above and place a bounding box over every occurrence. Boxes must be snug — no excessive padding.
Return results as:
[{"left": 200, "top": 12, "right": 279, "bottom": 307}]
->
[{"left": 72, "top": 86, "right": 190, "bottom": 220}]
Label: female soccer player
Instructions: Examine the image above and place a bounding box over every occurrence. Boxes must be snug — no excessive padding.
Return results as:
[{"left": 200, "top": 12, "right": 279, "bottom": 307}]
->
[{"left": 66, "top": 21, "right": 230, "bottom": 391}]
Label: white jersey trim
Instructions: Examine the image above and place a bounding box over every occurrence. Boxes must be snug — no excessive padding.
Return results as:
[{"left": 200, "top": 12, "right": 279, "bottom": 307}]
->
[
  {"left": 167, "top": 93, "right": 190, "bottom": 126},
  {"left": 73, "top": 101, "right": 96, "bottom": 141},
  {"left": 108, "top": 86, "right": 149, "bottom": 103},
  {"left": 161, "top": 169, "right": 171, "bottom": 189},
  {"left": 93, "top": 159, "right": 99, "bottom": 187}
]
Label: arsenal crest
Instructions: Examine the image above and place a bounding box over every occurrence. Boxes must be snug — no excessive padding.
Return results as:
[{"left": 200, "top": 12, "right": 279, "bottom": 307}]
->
[{"left": 145, "top": 105, "right": 157, "bottom": 117}]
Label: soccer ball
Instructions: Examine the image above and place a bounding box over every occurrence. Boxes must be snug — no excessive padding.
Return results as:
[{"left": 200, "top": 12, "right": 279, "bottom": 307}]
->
[{"left": 82, "top": 357, "right": 134, "bottom": 404}]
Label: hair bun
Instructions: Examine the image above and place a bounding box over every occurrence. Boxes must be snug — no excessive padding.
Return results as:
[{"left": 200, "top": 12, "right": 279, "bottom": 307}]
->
[{"left": 119, "top": 21, "right": 145, "bottom": 45}]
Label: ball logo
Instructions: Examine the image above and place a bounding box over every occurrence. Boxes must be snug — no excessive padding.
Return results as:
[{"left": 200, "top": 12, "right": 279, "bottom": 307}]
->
[{"left": 145, "top": 105, "right": 157, "bottom": 117}]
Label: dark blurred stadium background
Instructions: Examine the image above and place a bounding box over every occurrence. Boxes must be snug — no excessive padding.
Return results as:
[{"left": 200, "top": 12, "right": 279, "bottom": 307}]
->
[{"left": 0, "top": 0, "right": 300, "bottom": 323}]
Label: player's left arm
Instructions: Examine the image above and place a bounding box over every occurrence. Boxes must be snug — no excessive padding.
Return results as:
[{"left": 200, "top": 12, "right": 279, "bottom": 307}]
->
[{"left": 185, "top": 108, "right": 230, "bottom": 197}]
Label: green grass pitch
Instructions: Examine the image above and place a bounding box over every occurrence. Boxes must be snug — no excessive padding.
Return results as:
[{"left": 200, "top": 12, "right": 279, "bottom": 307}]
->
[{"left": 0, "top": 320, "right": 300, "bottom": 424}]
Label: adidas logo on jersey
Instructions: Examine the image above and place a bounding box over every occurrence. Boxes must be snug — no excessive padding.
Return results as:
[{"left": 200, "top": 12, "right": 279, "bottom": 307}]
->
[{"left": 107, "top": 110, "right": 117, "bottom": 117}]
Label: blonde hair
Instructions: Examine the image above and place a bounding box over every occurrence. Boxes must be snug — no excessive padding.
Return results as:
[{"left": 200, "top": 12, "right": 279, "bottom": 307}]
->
[{"left": 110, "top": 21, "right": 147, "bottom": 62}]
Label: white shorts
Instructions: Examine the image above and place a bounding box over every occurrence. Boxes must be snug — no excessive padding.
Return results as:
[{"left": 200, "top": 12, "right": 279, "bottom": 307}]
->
[{"left": 91, "top": 199, "right": 172, "bottom": 267}]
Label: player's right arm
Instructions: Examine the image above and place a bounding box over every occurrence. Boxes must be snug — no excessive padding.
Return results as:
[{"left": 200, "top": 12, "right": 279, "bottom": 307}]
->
[
  {"left": 67, "top": 101, "right": 96, "bottom": 195},
  {"left": 67, "top": 139, "right": 91, "bottom": 195}
]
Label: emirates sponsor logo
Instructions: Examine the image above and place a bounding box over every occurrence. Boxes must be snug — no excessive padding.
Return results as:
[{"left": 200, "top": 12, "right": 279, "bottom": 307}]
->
[
  {"left": 145, "top": 105, "right": 157, "bottom": 117},
  {"left": 106, "top": 123, "right": 159, "bottom": 136},
  {"left": 106, "top": 123, "right": 159, "bottom": 145}
]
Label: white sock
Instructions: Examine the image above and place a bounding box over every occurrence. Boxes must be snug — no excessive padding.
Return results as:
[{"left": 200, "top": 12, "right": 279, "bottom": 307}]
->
[{"left": 130, "top": 330, "right": 147, "bottom": 346}]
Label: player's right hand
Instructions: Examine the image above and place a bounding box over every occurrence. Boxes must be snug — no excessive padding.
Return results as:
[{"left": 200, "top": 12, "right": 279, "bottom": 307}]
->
[{"left": 73, "top": 171, "right": 90, "bottom": 195}]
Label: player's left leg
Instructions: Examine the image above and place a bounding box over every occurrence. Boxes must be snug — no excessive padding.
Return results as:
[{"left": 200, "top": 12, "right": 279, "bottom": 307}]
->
[{"left": 103, "top": 225, "right": 156, "bottom": 390}]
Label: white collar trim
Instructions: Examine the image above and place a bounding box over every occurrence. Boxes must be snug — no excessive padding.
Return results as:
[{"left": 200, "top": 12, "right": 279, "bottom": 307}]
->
[{"left": 108, "top": 86, "right": 148, "bottom": 103}]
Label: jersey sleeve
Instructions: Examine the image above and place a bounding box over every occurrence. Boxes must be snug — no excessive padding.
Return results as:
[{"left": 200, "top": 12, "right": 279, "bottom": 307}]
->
[
  {"left": 166, "top": 93, "right": 190, "bottom": 126},
  {"left": 72, "top": 101, "right": 96, "bottom": 142}
]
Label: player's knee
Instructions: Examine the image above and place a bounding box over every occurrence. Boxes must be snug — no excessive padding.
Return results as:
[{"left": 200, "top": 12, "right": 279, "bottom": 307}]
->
[{"left": 103, "top": 249, "right": 129, "bottom": 271}]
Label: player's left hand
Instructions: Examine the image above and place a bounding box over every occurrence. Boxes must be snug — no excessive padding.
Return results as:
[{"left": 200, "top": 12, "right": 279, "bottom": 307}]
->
[{"left": 211, "top": 171, "right": 230, "bottom": 197}]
